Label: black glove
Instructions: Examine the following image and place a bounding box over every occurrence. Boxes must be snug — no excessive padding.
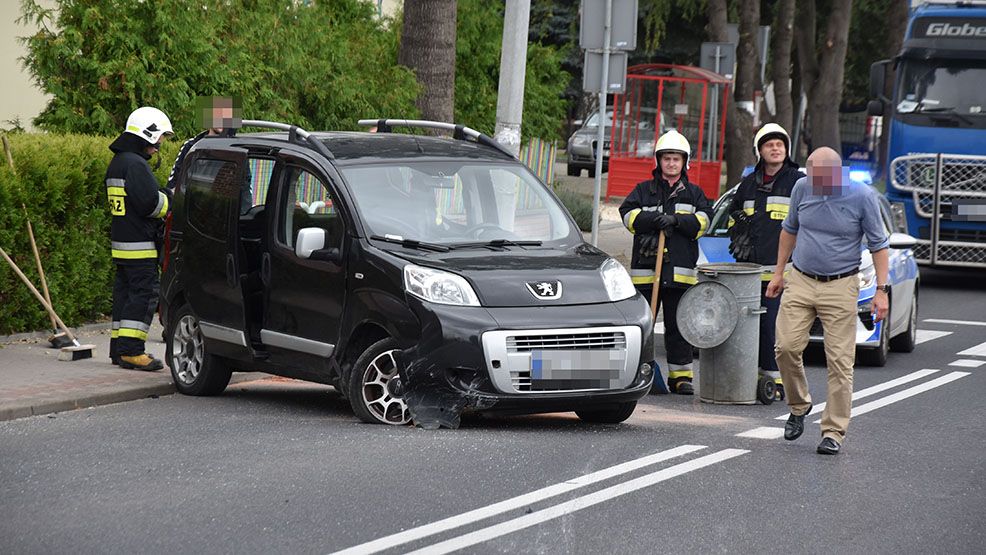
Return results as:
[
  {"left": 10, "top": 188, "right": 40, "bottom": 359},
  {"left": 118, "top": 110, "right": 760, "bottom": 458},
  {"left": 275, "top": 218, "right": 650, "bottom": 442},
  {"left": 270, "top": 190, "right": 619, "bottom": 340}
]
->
[
  {"left": 654, "top": 213, "right": 677, "bottom": 230},
  {"left": 638, "top": 233, "right": 663, "bottom": 258},
  {"left": 728, "top": 210, "right": 754, "bottom": 261}
]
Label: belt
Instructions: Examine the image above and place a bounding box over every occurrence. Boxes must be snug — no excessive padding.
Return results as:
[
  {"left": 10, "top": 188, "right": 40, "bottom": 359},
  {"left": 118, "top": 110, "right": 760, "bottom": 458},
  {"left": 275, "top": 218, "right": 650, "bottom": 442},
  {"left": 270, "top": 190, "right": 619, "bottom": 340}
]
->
[{"left": 794, "top": 265, "right": 858, "bottom": 282}]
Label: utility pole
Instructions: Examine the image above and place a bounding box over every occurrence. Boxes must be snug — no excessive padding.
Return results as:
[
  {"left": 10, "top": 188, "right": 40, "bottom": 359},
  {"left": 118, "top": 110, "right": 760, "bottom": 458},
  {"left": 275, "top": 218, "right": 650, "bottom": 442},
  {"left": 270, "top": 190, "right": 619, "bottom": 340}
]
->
[{"left": 494, "top": 0, "right": 531, "bottom": 158}]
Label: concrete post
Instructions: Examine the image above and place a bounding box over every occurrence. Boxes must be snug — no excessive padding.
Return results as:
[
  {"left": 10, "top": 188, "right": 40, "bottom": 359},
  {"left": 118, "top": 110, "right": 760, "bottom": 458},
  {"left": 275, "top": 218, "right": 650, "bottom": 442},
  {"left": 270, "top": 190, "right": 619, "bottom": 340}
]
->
[{"left": 494, "top": 0, "right": 531, "bottom": 159}]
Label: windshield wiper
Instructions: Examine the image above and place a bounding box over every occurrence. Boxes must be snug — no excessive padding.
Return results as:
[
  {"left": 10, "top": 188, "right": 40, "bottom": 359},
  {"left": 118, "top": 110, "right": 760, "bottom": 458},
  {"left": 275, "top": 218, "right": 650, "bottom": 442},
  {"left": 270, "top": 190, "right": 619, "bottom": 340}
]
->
[
  {"left": 370, "top": 234, "right": 450, "bottom": 252},
  {"left": 448, "top": 239, "right": 543, "bottom": 250},
  {"left": 916, "top": 106, "right": 975, "bottom": 125}
]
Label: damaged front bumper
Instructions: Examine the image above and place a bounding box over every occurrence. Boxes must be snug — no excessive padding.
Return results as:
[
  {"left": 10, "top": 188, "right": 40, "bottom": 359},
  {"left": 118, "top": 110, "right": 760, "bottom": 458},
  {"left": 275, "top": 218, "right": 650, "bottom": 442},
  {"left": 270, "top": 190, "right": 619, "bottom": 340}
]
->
[{"left": 396, "top": 295, "right": 655, "bottom": 429}]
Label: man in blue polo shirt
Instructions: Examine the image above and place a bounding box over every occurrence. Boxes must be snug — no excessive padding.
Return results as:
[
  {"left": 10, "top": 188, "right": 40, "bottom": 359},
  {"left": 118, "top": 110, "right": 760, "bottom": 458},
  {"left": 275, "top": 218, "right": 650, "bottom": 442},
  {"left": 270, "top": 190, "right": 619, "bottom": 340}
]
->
[{"left": 765, "top": 147, "right": 889, "bottom": 455}]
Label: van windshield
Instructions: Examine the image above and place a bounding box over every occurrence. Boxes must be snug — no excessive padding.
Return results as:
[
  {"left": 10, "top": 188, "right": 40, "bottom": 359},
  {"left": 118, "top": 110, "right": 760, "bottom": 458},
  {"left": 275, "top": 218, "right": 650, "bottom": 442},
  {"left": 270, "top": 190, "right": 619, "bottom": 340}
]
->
[{"left": 340, "top": 162, "right": 580, "bottom": 246}]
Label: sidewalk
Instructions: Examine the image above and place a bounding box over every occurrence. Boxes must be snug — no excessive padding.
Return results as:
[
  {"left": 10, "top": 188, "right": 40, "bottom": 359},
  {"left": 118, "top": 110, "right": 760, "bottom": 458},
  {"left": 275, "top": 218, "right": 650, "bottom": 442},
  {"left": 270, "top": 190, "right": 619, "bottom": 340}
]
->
[{"left": 0, "top": 162, "right": 637, "bottom": 422}]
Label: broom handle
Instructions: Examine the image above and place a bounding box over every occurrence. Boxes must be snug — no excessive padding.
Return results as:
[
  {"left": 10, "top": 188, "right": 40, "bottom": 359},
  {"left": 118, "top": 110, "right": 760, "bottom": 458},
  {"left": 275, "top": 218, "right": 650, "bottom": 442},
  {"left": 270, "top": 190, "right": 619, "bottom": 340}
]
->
[
  {"left": 649, "top": 232, "right": 667, "bottom": 320},
  {"left": 0, "top": 246, "right": 77, "bottom": 343},
  {"left": 24, "top": 209, "right": 57, "bottom": 331}
]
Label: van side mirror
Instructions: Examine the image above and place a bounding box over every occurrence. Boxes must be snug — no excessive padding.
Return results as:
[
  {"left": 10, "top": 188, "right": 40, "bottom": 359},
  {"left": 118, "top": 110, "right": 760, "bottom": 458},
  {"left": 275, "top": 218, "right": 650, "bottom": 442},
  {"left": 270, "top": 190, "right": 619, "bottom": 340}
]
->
[
  {"left": 296, "top": 227, "right": 343, "bottom": 264},
  {"left": 867, "top": 100, "right": 884, "bottom": 117}
]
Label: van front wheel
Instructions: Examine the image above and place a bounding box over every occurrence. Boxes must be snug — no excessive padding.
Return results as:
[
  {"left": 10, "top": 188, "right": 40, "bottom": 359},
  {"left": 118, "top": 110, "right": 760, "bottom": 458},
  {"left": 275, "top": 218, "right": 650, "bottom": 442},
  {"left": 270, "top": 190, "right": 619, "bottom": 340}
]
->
[
  {"left": 166, "top": 304, "right": 232, "bottom": 396},
  {"left": 348, "top": 338, "right": 411, "bottom": 425}
]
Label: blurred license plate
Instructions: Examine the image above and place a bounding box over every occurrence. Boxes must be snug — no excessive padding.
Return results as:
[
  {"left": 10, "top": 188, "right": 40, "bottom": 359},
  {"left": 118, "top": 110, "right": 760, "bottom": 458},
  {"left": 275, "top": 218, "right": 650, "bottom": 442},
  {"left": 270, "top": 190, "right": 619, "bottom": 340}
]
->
[{"left": 530, "top": 350, "right": 625, "bottom": 389}]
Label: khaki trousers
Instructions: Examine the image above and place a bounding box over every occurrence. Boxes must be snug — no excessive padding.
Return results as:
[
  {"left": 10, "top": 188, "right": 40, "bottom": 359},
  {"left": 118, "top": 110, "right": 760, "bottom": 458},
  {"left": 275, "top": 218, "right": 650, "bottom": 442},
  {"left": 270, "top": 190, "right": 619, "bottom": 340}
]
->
[{"left": 775, "top": 268, "right": 859, "bottom": 443}]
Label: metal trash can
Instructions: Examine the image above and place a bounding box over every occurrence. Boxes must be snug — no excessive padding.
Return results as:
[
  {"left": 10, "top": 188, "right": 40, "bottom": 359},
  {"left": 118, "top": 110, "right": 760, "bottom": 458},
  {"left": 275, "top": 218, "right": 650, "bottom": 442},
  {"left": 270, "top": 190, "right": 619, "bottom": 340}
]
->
[{"left": 677, "top": 262, "right": 765, "bottom": 404}]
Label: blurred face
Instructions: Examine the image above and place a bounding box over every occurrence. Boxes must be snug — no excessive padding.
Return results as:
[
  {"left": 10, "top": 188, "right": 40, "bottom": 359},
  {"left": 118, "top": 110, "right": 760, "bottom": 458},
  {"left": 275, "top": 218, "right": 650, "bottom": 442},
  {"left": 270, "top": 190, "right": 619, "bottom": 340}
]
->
[
  {"left": 759, "top": 138, "right": 786, "bottom": 166},
  {"left": 807, "top": 159, "right": 850, "bottom": 196},
  {"left": 658, "top": 152, "right": 684, "bottom": 180}
]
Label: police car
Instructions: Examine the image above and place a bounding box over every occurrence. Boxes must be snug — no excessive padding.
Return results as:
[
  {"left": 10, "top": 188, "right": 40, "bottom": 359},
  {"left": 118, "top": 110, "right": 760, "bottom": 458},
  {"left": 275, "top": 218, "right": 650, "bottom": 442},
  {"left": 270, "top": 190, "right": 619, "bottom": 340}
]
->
[{"left": 698, "top": 179, "right": 920, "bottom": 366}]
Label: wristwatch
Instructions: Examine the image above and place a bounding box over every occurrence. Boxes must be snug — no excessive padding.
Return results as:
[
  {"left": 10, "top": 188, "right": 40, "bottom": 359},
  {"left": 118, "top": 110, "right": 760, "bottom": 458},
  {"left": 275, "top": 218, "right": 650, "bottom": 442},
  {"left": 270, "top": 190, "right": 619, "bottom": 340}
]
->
[{"left": 877, "top": 284, "right": 891, "bottom": 294}]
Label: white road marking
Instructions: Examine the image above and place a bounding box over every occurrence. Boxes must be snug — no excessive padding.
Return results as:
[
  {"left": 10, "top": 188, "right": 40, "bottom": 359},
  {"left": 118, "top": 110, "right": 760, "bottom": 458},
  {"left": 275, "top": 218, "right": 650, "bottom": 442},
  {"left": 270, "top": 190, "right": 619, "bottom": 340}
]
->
[
  {"left": 736, "top": 426, "right": 785, "bottom": 439},
  {"left": 404, "top": 449, "right": 749, "bottom": 555},
  {"left": 812, "top": 371, "right": 971, "bottom": 423},
  {"left": 329, "top": 445, "right": 706, "bottom": 555},
  {"left": 916, "top": 329, "right": 952, "bottom": 344},
  {"left": 774, "top": 369, "right": 940, "bottom": 420},
  {"left": 958, "top": 340, "right": 986, "bottom": 357},
  {"left": 923, "top": 318, "right": 986, "bottom": 327},
  {"left": 950, "top": 359, "right": 985, "bottom": 368}
]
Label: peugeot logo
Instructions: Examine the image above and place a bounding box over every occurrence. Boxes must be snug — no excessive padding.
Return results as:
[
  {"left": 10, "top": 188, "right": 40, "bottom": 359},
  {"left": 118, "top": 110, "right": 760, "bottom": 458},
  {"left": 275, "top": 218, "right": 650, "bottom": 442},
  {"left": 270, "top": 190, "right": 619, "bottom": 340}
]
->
[{"left": 526, "top": 280, "right": 562, "bottom": 300}]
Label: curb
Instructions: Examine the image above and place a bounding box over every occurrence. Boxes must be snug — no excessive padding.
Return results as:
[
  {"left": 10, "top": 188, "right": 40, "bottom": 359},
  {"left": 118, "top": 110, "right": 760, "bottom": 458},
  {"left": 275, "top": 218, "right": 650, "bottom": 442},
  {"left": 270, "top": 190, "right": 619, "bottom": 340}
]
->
[{"left": 0, "top": 371, "right": 271, "bottom": 422}]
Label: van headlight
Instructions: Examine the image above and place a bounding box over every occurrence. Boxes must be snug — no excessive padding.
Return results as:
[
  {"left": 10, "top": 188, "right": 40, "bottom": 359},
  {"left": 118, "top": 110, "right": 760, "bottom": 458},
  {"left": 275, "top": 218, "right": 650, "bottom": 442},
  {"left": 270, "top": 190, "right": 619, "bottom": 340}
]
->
[
  {"left": 404, "top": 264, "right": 480, "bottom": 306},
  {"left": 600, "top": 258, "right": 636, "bottom": 301}
]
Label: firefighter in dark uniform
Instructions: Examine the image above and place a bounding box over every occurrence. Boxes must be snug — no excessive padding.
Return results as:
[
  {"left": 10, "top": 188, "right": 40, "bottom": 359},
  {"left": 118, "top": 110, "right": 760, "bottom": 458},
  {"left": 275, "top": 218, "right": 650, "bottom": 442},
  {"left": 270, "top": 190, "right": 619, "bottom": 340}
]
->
[
  {"left": 620, "top": 130, "right": 712, "bottom": 395},
  {"left": 106, "top": 106, "right": 174, "bottom": 370},
  {"left": 726, "top": 123, "right": 805, "bottom": 400}
]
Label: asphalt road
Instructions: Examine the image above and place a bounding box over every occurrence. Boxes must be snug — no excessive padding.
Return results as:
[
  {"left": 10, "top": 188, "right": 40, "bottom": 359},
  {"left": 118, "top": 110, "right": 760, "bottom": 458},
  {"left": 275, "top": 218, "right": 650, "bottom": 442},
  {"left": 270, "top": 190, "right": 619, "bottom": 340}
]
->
[{"left": 1, "top": 267, "right": 983, "bottom": 555}]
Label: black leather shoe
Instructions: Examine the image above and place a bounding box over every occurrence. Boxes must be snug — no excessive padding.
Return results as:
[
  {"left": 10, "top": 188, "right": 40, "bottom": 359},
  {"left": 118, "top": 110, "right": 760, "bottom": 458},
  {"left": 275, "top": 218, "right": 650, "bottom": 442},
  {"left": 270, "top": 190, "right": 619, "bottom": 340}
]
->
[
  {"left": 783, "top": 404, "right": 812, "bottom": 441},
  {"left": 816, "top": 437, "right": 841, "bottom": 455}
]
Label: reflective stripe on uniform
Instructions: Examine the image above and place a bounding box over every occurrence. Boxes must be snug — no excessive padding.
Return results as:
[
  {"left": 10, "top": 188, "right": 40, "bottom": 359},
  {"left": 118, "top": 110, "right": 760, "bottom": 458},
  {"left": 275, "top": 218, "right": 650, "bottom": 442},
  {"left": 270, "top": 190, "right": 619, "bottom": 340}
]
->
[
  {"left": 668, "top": 363, "right": 693, "bottom": 379},
  {"left": 111, "top": 240, "right": 158, "bottom": 260},
  {"left": 148, "top": 190, "right": 168, "bottom": 219},
  {"left": 674, "top": 202, "right": 695, "bottom": 215},
  {"left": 760, "top": 264, "right": 776, "bottom": 281},
  {"left": 120, "top": 319, "right": 150, "bottom": 334},
  {"left": 106, "top": 178, "right": 127, "bottom": 196},
  {"left": 766, "top": 196, "right": 790, "bottom": 220},
  {"left": 630, "top": 268, "right": 655, "bottom": 284},
  {"left": 624, "top": 208, "right": 641, "bottom": 233},
  {"left": 111, "top": 321, "right": 120, "bottom": 339},
  {"left": 694, "top": 211, "right": 709, "bottom": 238},
  {"left": 743, "top": 200, "right": 755, "bottom": 215},
  {"left": 673, "top": 266, "right": 697, "bottom": 285}
]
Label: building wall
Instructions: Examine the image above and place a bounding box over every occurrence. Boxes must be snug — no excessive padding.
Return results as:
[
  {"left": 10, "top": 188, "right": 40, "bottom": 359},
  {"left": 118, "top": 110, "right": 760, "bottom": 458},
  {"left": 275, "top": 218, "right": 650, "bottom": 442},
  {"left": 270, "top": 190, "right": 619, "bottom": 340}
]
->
[{"left": 1, "top": 0, "right": 54, "bottom": 132}]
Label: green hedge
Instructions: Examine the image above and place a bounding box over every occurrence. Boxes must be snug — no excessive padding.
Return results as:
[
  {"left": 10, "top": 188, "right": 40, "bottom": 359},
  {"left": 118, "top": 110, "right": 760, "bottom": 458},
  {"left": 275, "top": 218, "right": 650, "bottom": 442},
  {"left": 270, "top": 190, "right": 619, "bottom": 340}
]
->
[{"left": 0, "top": 133, "right": 180, "bottom": 335}]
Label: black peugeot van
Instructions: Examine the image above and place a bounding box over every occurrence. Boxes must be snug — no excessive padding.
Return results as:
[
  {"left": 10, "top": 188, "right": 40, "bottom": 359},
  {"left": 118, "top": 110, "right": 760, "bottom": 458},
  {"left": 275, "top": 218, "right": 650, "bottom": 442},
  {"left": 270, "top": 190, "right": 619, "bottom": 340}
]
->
[{"left": 160, "top": 119, "right": 654, "bottom": 428}]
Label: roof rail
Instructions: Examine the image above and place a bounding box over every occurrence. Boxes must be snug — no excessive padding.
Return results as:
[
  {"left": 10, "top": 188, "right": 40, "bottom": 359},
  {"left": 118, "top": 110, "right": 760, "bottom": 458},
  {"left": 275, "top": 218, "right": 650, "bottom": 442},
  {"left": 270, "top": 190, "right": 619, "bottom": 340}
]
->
[
  {"left": 357, "top": 118, "right": 515, "bottom": 158},
  {"left": 240, "top": 119, "right": 334, "bottom": 160}
]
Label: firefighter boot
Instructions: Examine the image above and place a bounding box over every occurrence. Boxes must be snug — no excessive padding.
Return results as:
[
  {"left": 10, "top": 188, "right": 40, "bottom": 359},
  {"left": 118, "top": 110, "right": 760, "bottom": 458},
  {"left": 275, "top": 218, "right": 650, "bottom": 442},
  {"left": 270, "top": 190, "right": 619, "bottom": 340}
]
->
[
  {"left": 668, "top": 377, "right": 694, "bottom": 395},
  {"left": 119, "top": 353, "right": 164, "bottom": 371}
]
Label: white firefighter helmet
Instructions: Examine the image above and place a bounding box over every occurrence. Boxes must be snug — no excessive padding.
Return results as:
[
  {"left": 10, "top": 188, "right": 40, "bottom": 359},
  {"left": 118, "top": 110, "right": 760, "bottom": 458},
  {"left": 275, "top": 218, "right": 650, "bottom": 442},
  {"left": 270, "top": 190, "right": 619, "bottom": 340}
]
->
[
  {"left": 654, "top": 129, "right": 691, "bottom": 164},
  {"left": 124, "top": 107, "right": 174, "bottom": 145},
  {"left": 754, "top": 122, "right": 791, "bottom": 161}
]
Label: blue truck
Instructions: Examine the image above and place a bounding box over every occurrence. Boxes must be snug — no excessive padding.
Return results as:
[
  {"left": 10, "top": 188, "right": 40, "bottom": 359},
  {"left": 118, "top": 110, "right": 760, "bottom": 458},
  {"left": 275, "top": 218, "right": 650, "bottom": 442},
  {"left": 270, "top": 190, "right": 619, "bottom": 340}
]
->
[{"left": 868, "top": 0, "right": 986, "bottom": 268}]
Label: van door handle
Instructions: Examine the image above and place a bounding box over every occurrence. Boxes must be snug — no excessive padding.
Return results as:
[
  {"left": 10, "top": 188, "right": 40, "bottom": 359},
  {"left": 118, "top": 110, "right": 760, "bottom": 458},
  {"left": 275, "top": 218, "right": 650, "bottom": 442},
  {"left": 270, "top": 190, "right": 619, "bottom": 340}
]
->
[
  {"left": 225, "top": 253, "right": 237, "bottom": 287},
  {"left": 261, "top": 252, "right": 271, "bottom": 286}
]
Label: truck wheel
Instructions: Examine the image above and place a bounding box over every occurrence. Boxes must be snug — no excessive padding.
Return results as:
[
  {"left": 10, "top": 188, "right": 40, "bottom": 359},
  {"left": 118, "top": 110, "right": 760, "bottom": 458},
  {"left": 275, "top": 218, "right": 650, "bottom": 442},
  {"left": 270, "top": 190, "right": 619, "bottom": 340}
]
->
[
  {"left": 567, "top": 164, "right": 580, "bottom": 177},
  {"left": 889, "top": 294, "right": 917, "bottom": 353},
  {"left": 348, "top": 337, "right": 411, "bottom": 425},
  {"left": 575, "top": 401, "right": 637, "bottom": 424},
  {"left": 166, "top": 304, "right": 232, "bottom": 396}
]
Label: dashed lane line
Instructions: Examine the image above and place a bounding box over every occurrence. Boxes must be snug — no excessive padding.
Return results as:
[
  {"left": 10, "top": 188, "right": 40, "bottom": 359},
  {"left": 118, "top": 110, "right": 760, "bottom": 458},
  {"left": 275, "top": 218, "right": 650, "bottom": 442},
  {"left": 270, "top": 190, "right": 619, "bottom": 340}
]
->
[
  {"left": 771, "top": 369, "right": 940, "bottom": 422},
  {"left": 404, "top": 449, "right": 749, "bottom": 555},
  {"left": 950, "top": 359, "right": 985, "bottom": 368},
  {"left": 958, "top": 340, "right": 986, "bottom": 357},
  {"left": 923, "top": 318, "right": 986, "bottom": 327},
  {"left": 916, "top": 330, "right": 952, "bottom": 344},
  {"left": 329, "top": 445, "right": 706, "bottom": 555},
  {"left": 813, "top": 371, "right": 971, "bottom": 422}
]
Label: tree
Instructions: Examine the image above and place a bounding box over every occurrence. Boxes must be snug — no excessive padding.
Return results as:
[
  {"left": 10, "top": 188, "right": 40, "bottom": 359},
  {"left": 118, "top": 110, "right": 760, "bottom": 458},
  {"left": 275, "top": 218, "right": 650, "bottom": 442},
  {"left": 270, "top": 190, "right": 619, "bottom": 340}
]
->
[
  {"left": 399, "top": 0, "right": 458, "bottom": 125},
  {"left": 727, "top": 0, "right": 759, "bottom": 188},
  {"left": 877, "top": 0, "right": 909, "bottom": 179},
  {"left": 770, "top": 0, "right": 797, "bottom": 133},
  {"left": 795, "top": 0, "right": 853, "bottom": 152},
  {"left": 18, "top": 0, "right": 421, "bottom": 137}
]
